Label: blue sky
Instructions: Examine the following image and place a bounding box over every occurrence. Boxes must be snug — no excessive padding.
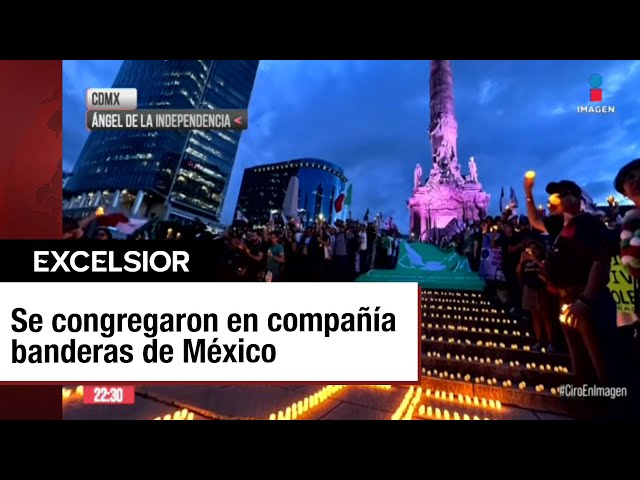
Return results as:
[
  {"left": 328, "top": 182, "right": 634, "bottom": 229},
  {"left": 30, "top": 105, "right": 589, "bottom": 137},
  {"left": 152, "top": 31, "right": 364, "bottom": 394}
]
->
[{"left": 63, "top": 60, "right": 640, "bottom": 231}]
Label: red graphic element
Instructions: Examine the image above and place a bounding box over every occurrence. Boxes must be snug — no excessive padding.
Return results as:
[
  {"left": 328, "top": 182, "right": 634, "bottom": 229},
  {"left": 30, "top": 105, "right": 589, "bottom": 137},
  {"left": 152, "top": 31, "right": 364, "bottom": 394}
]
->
[
  {"left": 590, "top": 88, "right": 602, "bottom": 102},
  {"left": 234, "top": 116, "right": 243, "bottom": 125},
  {"left": 84, "top": 386, "right": 136, "bottom": 405},
  {"left": 0, "top": 60, "right": 62, "bottom": 420},
  {"left": 334, "top": 193, "right": 345, "bottom": 213}
]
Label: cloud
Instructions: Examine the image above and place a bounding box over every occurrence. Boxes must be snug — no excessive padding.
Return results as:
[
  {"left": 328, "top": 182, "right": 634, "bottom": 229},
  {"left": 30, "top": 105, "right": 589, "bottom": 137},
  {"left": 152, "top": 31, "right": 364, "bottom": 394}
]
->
[
  {"left": 62, "top": 60, "right": 640, "bottom": 232},
  {"left": 550, "top": 104, "right": 569, "bottom": 116},
  {"left": 476, "top": 79, "right": 504, "bottom": 105},
  {"left": 604, "top": 60, "right": 640, "bottom": 95}
]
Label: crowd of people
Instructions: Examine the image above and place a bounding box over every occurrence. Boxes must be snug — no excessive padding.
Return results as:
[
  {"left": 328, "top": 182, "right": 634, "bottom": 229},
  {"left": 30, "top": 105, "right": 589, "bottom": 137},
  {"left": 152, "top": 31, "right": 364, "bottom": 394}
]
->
[
  {"left": 208, "top": 220, "right": 401, "bottom": 282},
  {"left": 63, "top": 213, "right": 402, "bottom": 283},
  {"left": 452, "top": 162, "right": 640, "bottom": 416},
  {"left": 63, "top": 160, "right": 640, "bottom": 416}
]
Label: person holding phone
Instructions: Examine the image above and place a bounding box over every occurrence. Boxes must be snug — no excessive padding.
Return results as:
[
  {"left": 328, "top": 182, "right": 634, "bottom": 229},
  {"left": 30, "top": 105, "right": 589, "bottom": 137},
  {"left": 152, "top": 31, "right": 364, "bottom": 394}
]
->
[{"left": 517, "top": 241, "right": 556, "bottom": 352}]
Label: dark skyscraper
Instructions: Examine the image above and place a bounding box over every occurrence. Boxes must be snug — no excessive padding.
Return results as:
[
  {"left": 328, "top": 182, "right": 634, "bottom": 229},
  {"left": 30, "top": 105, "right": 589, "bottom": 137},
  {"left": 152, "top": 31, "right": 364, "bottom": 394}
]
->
[
  {"left": 64, "top": 60, "right": 259, "bottom": 224},
  {"left": 235, "top": 158, "right": 348, "bottom": 226}
]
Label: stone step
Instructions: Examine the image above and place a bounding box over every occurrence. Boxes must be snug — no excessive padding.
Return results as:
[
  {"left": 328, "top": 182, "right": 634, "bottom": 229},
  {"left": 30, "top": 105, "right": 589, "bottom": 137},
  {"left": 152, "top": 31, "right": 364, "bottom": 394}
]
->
[
  {"left": 422, "top": 339, "right": 570, "bottom": 367},
  {"left": 421, "top": 376, "right": 603, "bottom": 418},
  {"left": 422, "top": 313, "right": 520, "bottom": 328},
  {"left": 423, "top": 305, "right": 508, "bottom": 318},
  {"left": 422, "top": 354, "right": 572, "bottom": 387},
  {"left": 421, "top": 290, "right": 493, "bottom": 303},
  {"left": 422, "top": 326, "right": 534, "bottom": 347},
  {"left": 411, "top": 388, "right": 574, "bottom": 420}
]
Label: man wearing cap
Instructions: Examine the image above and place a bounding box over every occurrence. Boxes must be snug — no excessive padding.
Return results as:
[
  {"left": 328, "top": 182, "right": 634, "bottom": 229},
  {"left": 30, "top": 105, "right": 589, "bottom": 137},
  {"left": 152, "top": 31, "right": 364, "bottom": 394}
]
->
[{"left": 543, "top": 180, "right": 620, "bottom": 388}]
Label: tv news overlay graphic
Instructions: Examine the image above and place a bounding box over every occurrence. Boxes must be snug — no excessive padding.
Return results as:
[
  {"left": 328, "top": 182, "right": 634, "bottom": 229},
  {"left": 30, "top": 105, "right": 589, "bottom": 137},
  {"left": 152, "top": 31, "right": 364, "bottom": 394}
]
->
[
  {"left": 0, "top": 60, "right": 62, "bottom": 420},
  {"left": 83, "top": 385, "right": 136, "bottom": 404},
  {"left": 86, "top": 109, "right": 248, "bottom": 131},
  {"left": 5, "top": 240, "right": 219, "bottom": 282},
  {"left": 85, "top": 88, "right": 138, "bottom": 110},
  {"left": 589, "top": 73, "right": 603, "bottom": 102},
  {"left": 0, "top": 281, "right": 419, "bottom": 384},
  {"left": 577, "top": 73, "right": 615, "bottom": 114}
]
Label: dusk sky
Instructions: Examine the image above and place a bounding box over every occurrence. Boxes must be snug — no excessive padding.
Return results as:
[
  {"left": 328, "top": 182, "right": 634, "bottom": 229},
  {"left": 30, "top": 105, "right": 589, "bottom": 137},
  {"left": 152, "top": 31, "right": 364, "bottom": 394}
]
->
[{"left": 63, "top": 60, "right": 640, "bottom": 231}]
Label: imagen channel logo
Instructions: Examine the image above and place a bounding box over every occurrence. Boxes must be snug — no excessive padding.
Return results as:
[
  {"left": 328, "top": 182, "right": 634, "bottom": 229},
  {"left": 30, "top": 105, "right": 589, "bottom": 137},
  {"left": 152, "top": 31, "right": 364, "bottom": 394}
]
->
[{"left": 577, "top": 73, "right": 615, "bottom": 114}]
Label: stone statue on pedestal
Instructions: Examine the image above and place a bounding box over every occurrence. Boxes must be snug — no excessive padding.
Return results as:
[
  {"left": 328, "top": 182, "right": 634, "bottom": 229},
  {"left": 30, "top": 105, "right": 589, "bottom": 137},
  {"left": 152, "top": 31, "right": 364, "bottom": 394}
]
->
[
  {"left": 451, "top": 160, "right": 464, "bottom": 184},
  {"left": 414, "top": 163, "right": 423, "bottom": 189},
  {"left": 408, "top": 60, "right": 492, "bottom": 243},
  {"left": 468, "top": 156, "right": 478, "bottom": 183}
]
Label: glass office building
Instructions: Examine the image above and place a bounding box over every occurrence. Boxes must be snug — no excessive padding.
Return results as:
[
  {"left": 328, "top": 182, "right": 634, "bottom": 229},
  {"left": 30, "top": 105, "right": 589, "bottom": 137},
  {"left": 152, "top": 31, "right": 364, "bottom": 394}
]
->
[
  {"left": 64, "top": 60, "right": 259, "bottom": 224},
  {"left": 235, "top": 158, "right": 349, "bottom": 226}
]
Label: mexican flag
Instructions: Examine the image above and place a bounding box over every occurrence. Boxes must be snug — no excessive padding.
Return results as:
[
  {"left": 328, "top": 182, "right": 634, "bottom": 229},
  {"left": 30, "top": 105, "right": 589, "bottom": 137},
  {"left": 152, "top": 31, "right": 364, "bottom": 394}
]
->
[{"left": 334, "top": 184, "right": 353, "bottom": 221}]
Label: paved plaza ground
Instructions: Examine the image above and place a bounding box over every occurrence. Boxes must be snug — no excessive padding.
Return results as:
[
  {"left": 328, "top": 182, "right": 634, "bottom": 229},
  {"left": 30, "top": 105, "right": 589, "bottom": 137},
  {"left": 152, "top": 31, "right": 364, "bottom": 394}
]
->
[{"left": 63, "top": 385, "right": 573, "bottom": 420}]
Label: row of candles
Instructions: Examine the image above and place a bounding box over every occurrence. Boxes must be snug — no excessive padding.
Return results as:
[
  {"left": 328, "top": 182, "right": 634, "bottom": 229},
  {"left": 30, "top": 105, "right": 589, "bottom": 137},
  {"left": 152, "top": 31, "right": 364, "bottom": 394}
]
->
[
  {"left": 406, "top": 387, "right": 495, "bottom": 420},
  {"left": 425, "top": 350, "right": 505, "bottom": 366},
  {"left": 424, "top": 353, "right": 569, "bottom": 373},
  {"left": 424, "top": 335, "right": 526, "bottom": 345},
  {"left": 423, "top": 324, "right": 527, "bottom": 336},
  {"left": 425, "top": 389, "right": 502, "bottom": 410},
  {"left": 425, "top": 368, "right": 565, "bottom": 395},
  {"left": 418, "top": 406, "right": 489, "bottom": 420},
  {"left": 423, "top": 291, "right": 483, "bottom": 298},
  {"left": 268, "top": 385, "right": 347, "bottom": 420},
  {"left": 154, "top": 408, "right": 195, "bottom": 420},
  {"left": 391, "top": 386, "right": 421, "bottom": 420},
  {"left": 62, "top": 385, "right": 84, "bottom": 403},
  {"left": 423, "top": 335, "right": 517, "bottom": 351},
  {"left": 431, "top": 305, "right": 499, "bottom": 313},
  {"left": 425, "top": 315, "right": 515, "bottom": 325},
  {"left": 424, "top": 335, "right": 536, "bottom": 352},
  {"left": 424, "top": 299, "right": 493, "bottom": 307}
]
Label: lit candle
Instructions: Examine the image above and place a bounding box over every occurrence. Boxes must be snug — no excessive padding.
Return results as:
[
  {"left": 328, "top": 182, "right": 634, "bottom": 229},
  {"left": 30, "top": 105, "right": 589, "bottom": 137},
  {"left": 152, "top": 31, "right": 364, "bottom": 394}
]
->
[{"left": 525, "top": 170, "right": 535, "bottom": 179}]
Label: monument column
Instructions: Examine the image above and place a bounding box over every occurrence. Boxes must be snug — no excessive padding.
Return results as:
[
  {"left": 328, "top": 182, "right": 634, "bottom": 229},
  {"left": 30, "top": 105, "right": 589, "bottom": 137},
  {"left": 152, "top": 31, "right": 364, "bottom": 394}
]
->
[
  {"left": 420, "top": 208, "right": 428, "bottom": 242},
  {"left": 429, "top": 60, "right": 460, "bottom": 181},
  {"left": 409, "top": 206, "right": 414, "bottom": 233}
]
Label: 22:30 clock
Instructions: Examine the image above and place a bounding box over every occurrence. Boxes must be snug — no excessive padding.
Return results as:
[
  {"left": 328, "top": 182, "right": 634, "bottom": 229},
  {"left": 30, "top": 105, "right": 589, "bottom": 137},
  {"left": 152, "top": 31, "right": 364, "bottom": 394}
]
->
[{"left": 83, "top": 385, "right": 136, "bottom": 405}]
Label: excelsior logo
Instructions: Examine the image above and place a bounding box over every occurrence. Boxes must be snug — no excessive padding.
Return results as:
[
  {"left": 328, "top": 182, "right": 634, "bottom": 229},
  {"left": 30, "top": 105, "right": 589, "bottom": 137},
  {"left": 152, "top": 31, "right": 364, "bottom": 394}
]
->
[{"left": 577, "top": 74, "right": 615, "bottom": 114}]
